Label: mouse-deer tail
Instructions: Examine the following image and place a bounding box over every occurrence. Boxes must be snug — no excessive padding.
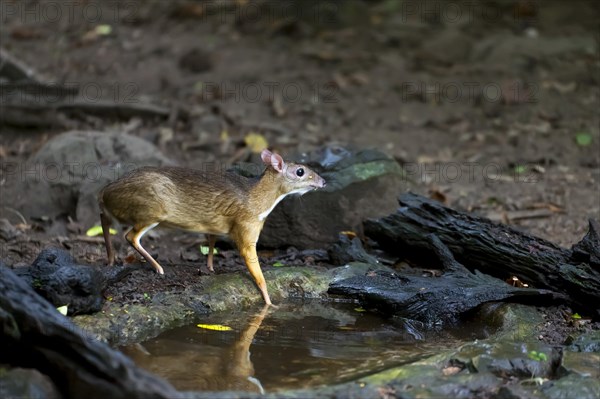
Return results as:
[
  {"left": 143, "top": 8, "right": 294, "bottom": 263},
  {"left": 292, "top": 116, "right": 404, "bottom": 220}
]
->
[{"left": 98, "top": 189, "right": 115, "bottom": 266}]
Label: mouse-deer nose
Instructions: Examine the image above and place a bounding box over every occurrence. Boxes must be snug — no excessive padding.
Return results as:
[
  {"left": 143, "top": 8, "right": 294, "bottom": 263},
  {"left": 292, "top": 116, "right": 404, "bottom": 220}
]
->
[{"left": 316, "top": 175, "right": 326, "bottom": 188}]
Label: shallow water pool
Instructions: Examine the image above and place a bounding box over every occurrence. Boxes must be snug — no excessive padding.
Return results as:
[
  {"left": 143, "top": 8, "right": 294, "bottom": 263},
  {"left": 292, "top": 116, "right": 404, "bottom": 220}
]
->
[{"left": 121, "top": 301, "right": 489, "bottom": 393}]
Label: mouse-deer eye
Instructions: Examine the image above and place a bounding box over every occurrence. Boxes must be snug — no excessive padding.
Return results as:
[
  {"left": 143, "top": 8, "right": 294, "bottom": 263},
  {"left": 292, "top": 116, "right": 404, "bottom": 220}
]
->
[{"left": 296, "top": 168, "right": 305, "bottom": 177}]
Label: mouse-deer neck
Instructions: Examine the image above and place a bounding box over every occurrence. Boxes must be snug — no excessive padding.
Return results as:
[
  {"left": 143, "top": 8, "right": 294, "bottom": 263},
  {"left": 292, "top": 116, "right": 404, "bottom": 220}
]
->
[{"left": 250, "top": 168, "right": 290, "bottom": 221}]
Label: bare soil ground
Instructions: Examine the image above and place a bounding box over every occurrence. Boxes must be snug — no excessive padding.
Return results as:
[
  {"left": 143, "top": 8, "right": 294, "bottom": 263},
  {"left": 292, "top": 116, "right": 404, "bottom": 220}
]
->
[{"left": 1, "top": 1, "right": 598, "bottom": 341}]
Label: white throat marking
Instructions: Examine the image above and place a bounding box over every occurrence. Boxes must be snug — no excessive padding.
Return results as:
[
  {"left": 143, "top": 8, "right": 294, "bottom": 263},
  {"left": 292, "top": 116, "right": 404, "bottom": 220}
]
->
[{"left": 258, "top": 187, "right": 311, "bottom": 221}]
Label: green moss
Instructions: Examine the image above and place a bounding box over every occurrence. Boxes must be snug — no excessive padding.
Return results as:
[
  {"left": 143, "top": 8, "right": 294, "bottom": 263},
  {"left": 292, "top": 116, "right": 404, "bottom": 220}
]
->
[{"left": 324, "top": 160, "right": 405, "bottom": 191}]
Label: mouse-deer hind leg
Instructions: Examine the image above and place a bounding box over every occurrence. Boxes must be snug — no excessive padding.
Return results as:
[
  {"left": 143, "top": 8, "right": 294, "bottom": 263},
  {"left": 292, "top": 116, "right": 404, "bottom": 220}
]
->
[
  {"left": 125, "top": 222, "right": 164, "bottom": 274},
  {"left": 207, "top": 234, "right": 216, "bottom": 272},
  {"left": 100, "top": 211, "right": 115, "bottom": 266}
]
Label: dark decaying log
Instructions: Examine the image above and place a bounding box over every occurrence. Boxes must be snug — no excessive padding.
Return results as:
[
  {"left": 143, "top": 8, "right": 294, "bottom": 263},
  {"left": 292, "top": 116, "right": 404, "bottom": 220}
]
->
[
  {"left": 0, "top": 48, "right": 185, "bottom": 128},
  {"left": 328, "top": 235, "right": 565, "bottom": 327},
  {"left": 363, "top": 193, "right": 600, "bottom": 318},
  {"left": 0, "top": 266, "right": 181, "bottom": 399}
]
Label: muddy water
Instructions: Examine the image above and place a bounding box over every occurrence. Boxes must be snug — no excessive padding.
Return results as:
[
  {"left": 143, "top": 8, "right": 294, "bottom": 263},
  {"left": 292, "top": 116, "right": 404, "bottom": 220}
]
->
[{"left": 121, "top": 301, "right": 490, "bottom": 393}]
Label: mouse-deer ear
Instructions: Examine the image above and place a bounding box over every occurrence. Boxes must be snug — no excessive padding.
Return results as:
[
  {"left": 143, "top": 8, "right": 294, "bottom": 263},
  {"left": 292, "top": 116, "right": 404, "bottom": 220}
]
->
[
  {"left": 260, "top": 149, "right": 272, "bottom": 165},
  {"left": 261, "top": 149, "right": 285, "bottom": 173}
]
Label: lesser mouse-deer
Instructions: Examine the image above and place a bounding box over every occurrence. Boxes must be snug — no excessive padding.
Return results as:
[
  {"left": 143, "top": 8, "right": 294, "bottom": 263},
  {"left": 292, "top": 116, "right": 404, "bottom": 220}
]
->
[{"left": 98, "top": 149, "right": 326, "bottom": 305}]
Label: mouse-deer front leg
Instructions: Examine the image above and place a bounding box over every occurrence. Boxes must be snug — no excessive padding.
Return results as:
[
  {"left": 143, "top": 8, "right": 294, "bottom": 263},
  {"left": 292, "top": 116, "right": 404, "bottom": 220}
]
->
[{"left": 233, "top": 226, "right": 272, "bottom": 306}]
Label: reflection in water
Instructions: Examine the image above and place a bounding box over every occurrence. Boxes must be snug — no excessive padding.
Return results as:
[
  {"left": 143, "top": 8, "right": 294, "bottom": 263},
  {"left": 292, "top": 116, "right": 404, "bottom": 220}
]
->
[
  {"left": 122, "top": 305, "right": 270, "bottom": 393},
  {"left": 122, "top": 302, "right": 487, "bottom": 393}
]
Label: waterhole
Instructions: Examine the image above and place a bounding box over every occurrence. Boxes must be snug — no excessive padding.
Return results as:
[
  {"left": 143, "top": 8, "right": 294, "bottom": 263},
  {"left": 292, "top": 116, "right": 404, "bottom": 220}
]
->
[{"left": 121, "top": 301, "right": 492, "bottom": 393}]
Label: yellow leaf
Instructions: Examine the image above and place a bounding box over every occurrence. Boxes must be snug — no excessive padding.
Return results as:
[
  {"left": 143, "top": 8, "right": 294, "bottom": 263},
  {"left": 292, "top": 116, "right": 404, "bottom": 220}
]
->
[
  {"left": 197, "top": 324, "right": 232, "bottom": 331},
  {"left": 354, "top": 307, "right": 366, "bottom": 312},
  {"left": 86, "top": 225, "right": 116, "bottom": 237},
  {"left": 57, "top": 305, "right": 68, "bottom": 316},
  {"left": 220, "top": 130, "right": 229, "bottom": 142},
  {"left": 340, "top": 231, "right": 357, "bottom": 238},
  {"left": 244, "top": 132, "right": 268, "bottom": 153}
]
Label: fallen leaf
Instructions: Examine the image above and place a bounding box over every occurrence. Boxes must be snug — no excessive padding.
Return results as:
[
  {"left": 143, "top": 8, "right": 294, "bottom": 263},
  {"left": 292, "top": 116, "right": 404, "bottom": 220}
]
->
[
  {"left": 170, "top": 3, "right": 206, "bottom": 19},
  {"left": 272, "top": 261, "right": 285, "bottom": 267},
  {"left": 81, "top": 25, "right": 112, "bottom": 43},
  {"left": 57, "top": 305, "right": 68, "bottom": 316},
  {"left": 442, "top": 366, "right": 461, "bottom": 376},
  {"left": 124, "top": 253, "right": 139, "bottom": 264},
  {"left": 220, "top": 130, "right": 229, "bottom": 142},
  {"left": 354, "top": 307, "right": 366, "bottom": 312},
  {"left": 86, "top": 225, "right": 116, "bottom": 237},
  {"left": 506, "top": 275, "right": 529, "bottom": 288},
  {"left": 340, "top": 231, "right": 357, "bottom": 238},
  {"left": 349, "top": 72, "right": 370, "bottom": 86},
  {"left": 244, "top": 132, "right": 268, "bottom": 153},
  {"left": 513, "top": 165, "right": 526, "bottom": 174},
  {"left": 199, "top": 245, "right": 218, "bottom": 256},
  {"left": 575, "top": 132, "right": 592, "bottom": 147},
  {"left": 197, "top": 324, "right": 232, "bottom": 331},
  {"left": 271, "top": 94, "right": 286, "bottom": 117},
  {"left": 11, "top": 26, "right": 43, "bottom": 40},
  {"left": 95, "top": 25, "right": 112, "bottom": 35},
  {"left": 428, "top": 189, "right": 447, "bottom": 204}
]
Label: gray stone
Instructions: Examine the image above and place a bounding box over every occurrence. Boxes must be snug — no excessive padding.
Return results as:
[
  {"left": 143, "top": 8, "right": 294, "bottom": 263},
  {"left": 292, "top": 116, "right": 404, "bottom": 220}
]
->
[
  {"left": 542, "top": 373, "right": 600, "bottom": 399},
  {"left": 476, "top": 342, "right": 558, "bottom": 379},
  {"left": 0, "top": 218, "right": 20, "bottom": 241},
  {"left": 328, "top": 234, "right": 379, "bottom": 266},
  {"left": 17, "top": 130, "right": 172, "bottom": 226},
  {"left": 260, "top": 146, "right": 409, "bottom": 249},
  {"left": 566, "top": 330, "right": 600, "bottom": 353},
  {"left": 0, "top": 368, "right": 60, "bottom": 399}
]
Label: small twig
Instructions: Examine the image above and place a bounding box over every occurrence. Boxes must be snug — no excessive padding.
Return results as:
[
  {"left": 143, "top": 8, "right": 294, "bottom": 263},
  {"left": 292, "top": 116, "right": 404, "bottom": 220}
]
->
[
  {"left": 64, "top": 236, "right": 105, "bottom": 244},
  {"left": 0, "top": 47, "right": 44, "bottom": 81},
  {"left": 3, "top": 207, "right": 27, "bottom": 225}
]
